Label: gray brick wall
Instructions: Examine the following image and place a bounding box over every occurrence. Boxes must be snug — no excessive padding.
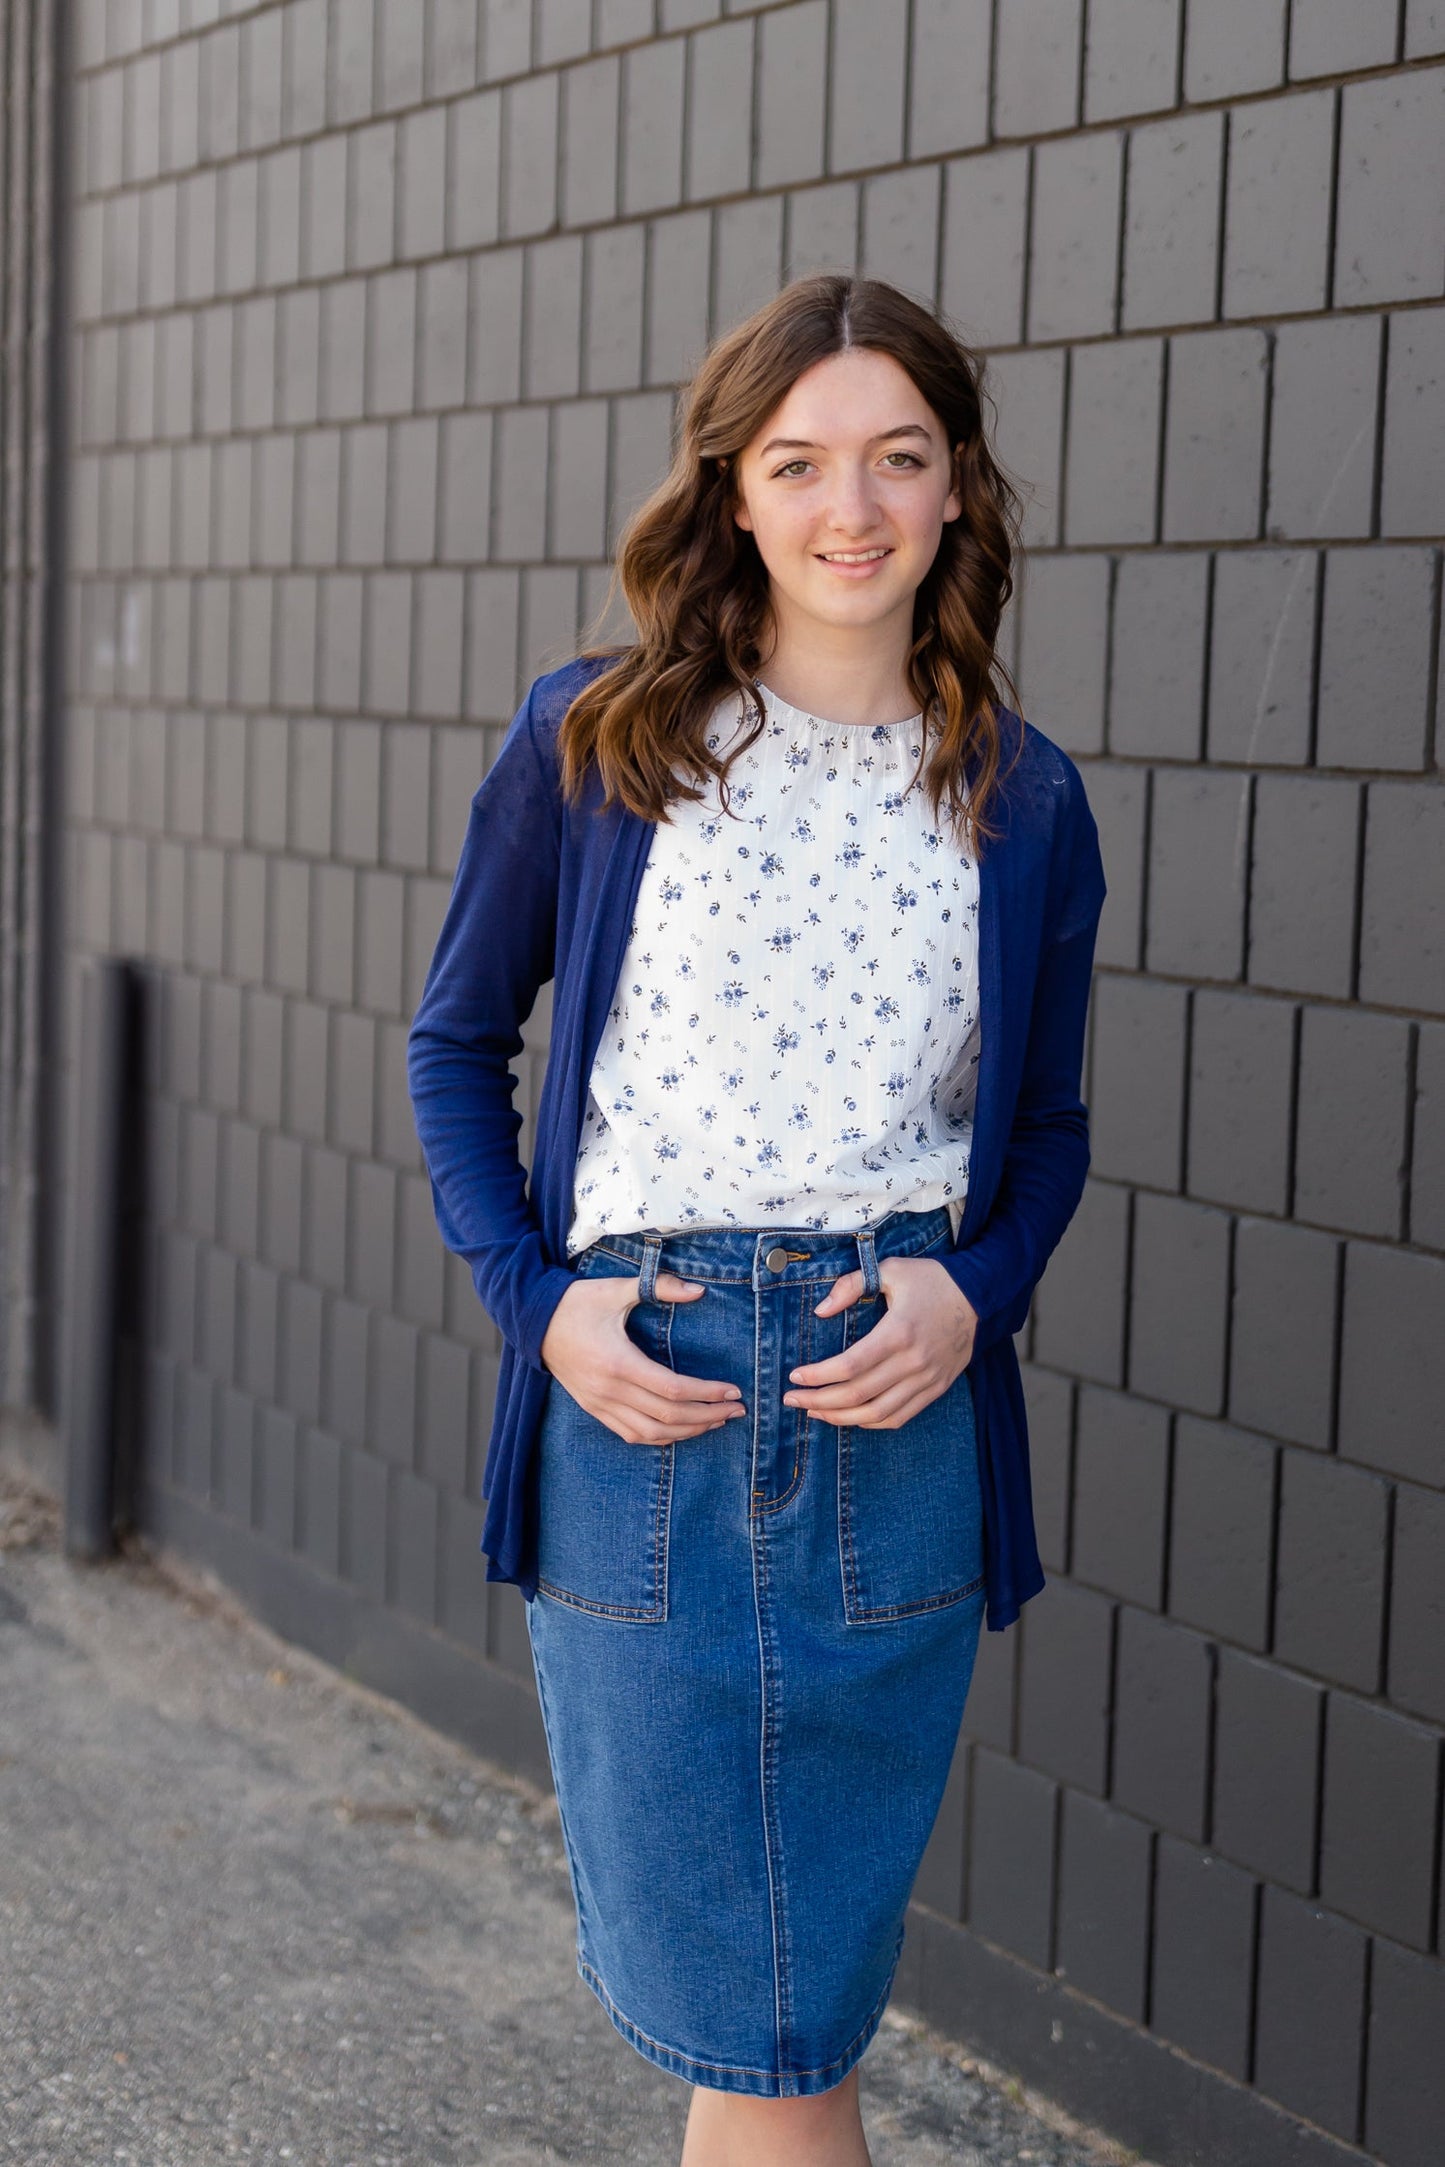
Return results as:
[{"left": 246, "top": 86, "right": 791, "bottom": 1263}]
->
[
  {"left": 49, "top": 4, "right": 1445, "bottom": 2163},
  {"left": 0, "top": 0, "right": 64, "bottom": 1420}
]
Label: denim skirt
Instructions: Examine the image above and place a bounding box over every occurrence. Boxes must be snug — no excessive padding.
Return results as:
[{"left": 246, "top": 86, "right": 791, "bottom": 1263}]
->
[{"left": 525, "top": 1204, "right": 987, "bottom": 2098}]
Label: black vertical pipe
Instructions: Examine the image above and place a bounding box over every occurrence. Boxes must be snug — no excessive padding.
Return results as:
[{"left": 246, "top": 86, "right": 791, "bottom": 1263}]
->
[{"left": 62, "top": 957, "right": 133, "bottom": 1561}]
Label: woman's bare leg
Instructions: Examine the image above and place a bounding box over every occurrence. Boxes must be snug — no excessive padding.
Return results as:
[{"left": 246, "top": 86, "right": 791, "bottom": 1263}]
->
[{"left": 679, "top": 2065, "right": 871, "bottom": 2167}]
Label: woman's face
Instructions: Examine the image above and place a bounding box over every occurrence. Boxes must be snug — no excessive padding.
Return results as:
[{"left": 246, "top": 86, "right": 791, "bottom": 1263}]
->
[{"left": 732, "top": 347, "right": 963, "bottom": 648}]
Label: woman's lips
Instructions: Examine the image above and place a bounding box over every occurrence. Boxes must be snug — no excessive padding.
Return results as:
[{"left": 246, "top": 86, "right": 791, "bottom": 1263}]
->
[{"left": 814, "top": 546, "right": 895, "bottom": 575}]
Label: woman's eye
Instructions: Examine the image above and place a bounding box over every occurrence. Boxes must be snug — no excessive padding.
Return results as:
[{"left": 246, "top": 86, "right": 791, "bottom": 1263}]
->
[
  {"left": 775, "top": 460, "right": 812, "bottom": 478},
  {"left": 883, "top": 451, "right": 923, "bottom": 469}
]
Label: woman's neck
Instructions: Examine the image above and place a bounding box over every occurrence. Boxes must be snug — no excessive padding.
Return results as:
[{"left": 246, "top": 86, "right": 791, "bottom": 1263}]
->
[{"left": 754, "top": 620, "right": 917, "bottom": 729}]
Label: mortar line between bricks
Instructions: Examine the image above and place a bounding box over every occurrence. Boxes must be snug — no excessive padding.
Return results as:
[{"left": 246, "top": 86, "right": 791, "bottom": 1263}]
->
[
  {"left": 703, "top": 196, "right": 720, "bottom": 347},
  {"left": 1282, "top": 0, "right": 1298, "bottom": 93},
  {"left": 1422, "top": 548, "right": 1443, "bottom": 772},
  {"left": 1346, "top": 779, "right": 1367, "bottom": 1005},
  {"left": 1324, "top": 1236, "right": 1346, "bottom": 1457},
  {"left": 1056, "top": 344, "right": 1073, "bottom": 541},
  {"left": 1368, "top": 311, "right": 1391, "bottom": 542},
  {"left": 1262, "top": 1439, "right": 1284, "bottom": 1670},
  {"left": 1242, "top": 1875, "right": 1262, "bottom": 2087},
  {"left": 1100, "top": 550, "right": 1126, "bottom": 754},
  {"left": 1176, "top": 983, "right": 1193, "bottom": 1195},
  {"left": 1255, "top": 329, "right": 1276, "bottom": 546},
  {"left": 1101, "top": 1591, "right": 1119, "bottom": 1799},
  {"left": 599, "top": 389, "right": 620, "bottom": 584},
  {"left": 984, "top": 0, "right": 1002, "bottom": 173},
  {"left": 1220, "top": 1205, "right": 1238, "bottom": 1429},
  {"left": 419, "top": 0, "right": 442, "bottom": 100},
  {"left": 1375, "top": 1482, "right": 1397, "bottom": 1706},
  {"left": 819, "top": 0, "right": 839, "bottom": 182},
  {"left": 1322, "top": 84, "right": 1343, "bottom": 315},
  {"left": 1300, "top": 544, "right": 1325, "bottom": 766},
  {"left": 1392, "top": 0, "right": 1410, "bottom": 66},
  {"left": 1239, "top": 771, "right": 1256, "bottom": 983},
  {"left": 677, "top": 19, "right": 696, "bottom": 231},
  {"left": 1400, "top": 1022, "right": 1420, "bottom": 1244},
  {"left": 1192, "top": 546, "right": 1215, "bottom": 757},
  {"left": 898, "top": 0, "right": 917, "bottom": 168},
  {"left": 367, "top": 8, "right": 388, "bottom": 192},
  {"left": 1212, "top": 105, "right": 1230, "bottom": 327},
  {"left": 1308, "top": 1698, "right": 1334, "bottom": 1906},
  {"left": 1118, "top": 1186, "right": 1137, "bottom": 1397},
  {"left": 1018, "top": 140, "right": 1036, "bottom": 346},
  {"left": 1284, "top": 1002, "right": 1303, "bottom": 1219},
  {"left": 1111, "top": 128, "right": 1129, "bottom": 344},
  {"left": 1353, "top": 1932, "right": 1373, "bottom": 2147},
  {"left": 1158, "top": 1412, "right": 1177, "bottom": 1618}
]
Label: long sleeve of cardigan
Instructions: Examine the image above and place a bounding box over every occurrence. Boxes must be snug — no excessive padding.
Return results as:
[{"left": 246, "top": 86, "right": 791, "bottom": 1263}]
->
[
  {"left": 938, "top": 775, "right": 1106, "bottom": 1353},
  {"left": 406, "top": 689, "right": 576, "bottom": 1373}
]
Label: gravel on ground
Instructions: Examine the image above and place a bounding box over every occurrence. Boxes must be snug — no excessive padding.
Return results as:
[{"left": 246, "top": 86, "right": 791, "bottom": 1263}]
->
[{"left": 0, "top": 1467, "right": 1152, "bottom": 2167}]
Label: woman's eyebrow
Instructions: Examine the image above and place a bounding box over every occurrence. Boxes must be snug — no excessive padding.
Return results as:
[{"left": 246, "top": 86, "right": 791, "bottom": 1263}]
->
[{"left": 758, "top": 423, "right": 935, "bottom": 457}]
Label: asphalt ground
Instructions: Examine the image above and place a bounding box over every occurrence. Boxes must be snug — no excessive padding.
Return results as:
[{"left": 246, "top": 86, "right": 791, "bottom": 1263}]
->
[{"left": 0, "top": 1466, "right": 1151, "bottom": 2167}]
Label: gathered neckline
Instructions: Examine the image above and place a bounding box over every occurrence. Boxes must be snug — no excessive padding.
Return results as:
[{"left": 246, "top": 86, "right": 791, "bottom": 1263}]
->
[{"left": 754, "top": 681, "right": 923, "bottom": 733}]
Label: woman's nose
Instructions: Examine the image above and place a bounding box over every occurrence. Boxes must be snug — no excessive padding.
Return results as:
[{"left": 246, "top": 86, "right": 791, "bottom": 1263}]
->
[{"left": 823, "top": 464, "right": 881, "bottom": 535}]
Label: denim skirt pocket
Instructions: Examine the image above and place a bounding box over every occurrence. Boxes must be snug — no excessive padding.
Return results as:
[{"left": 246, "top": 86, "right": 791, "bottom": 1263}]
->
[
  {"left": 836, "top": 1300, "right": 985, "bottom": 1626},
  {"left": 536, "top": 1250, "right": 675, "bottom": 1623}
]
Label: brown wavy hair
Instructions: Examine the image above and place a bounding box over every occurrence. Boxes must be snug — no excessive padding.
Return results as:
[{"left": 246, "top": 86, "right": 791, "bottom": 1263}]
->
[{"left": 558, "top": 274, "right": 1026, "bottom": 854}]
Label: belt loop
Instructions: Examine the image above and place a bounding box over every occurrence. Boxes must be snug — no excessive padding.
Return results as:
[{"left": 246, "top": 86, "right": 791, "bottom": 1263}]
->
[
  {"left": 856, "top": 1225, "right": 881, "bottom": 1301},
  {"left": 638, "top": 1232, "right": 664, "bottom": 1304}
]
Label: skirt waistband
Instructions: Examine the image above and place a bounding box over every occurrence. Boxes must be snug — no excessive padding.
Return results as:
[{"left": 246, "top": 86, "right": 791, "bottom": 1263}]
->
[{"left": 574, "top": 1205, "right": 953, "bottom": 1292}]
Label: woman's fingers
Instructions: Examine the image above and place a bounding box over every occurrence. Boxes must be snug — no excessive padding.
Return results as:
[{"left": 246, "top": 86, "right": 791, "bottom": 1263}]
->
[
  {"left": 542, "top": 1272, "right": 747, "bottom": 1441},
  {"left": 785, "top": 1256, "right": 976, "bottom": 1423},
  {"left": 599, "top": 1374, "right": 749, "bottom": 1442},
  {"left": 612, "top": 1327, "right": 743, "bottom": 1406},
  {"left": 793, "top": 1382, "right": 932, "bottom": 1429},
  {"left": 785, "top": 1310, "right": 914, "bottom": 1398},
  {"left": 812, "top": 1267, "right": 866, "bottom": 1314},
  {"left": 650, "top": 1269, "right": 708, "bottom": 1302},
  {"left": 590, "top": 1354, "right": 746, "bottom": 1442}
]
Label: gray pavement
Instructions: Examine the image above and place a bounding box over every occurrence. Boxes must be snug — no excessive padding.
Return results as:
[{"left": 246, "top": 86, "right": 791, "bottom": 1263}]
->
[{"left": 0, "top": 1468, "right": 1148, "bottom": 2166}]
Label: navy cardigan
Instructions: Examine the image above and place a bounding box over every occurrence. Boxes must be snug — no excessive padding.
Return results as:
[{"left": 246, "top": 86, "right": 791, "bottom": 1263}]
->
[{"left": 407, "top": 656, "right": 1107, "bottom": 1632}]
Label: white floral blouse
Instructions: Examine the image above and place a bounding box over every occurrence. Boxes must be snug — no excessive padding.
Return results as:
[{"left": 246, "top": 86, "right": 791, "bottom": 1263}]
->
[{"left": 565, "top": 682, "right": 982, "bottom": 1257}]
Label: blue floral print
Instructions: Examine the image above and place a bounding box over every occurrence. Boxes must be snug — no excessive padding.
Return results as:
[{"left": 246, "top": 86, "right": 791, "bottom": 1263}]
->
[{"left": 566, "top": 683, "right": 982, "bottom": 1255}]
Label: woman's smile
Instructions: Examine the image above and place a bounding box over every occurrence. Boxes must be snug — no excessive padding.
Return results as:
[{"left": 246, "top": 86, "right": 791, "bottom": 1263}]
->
[{"left": 814, "top": 545, "right": 895, "bottom": 573}]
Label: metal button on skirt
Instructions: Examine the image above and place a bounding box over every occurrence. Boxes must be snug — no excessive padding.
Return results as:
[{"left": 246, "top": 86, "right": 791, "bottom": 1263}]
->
[{"left": 526, "top": 1204, "right": 987, "bottom": 2098}]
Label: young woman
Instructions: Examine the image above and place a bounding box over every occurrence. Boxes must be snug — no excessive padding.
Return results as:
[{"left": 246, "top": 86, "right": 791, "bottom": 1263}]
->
[{"left": 408, "top": 275, "right": 1106, "bottom": 2166}]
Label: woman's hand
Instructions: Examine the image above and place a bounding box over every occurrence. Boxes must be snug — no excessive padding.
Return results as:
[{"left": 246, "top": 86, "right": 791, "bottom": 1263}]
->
[
  {"left": 540, "top": 1273, "right": 749, "bottom": 1444},
  {"left": 781, "top": 1257, "right": 978, "bottom": 1428}
]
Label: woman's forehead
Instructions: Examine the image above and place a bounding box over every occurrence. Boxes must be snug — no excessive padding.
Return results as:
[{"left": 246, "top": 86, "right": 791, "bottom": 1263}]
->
[{"left": 746, "top": 350, "right": 944, "bottom": 452}]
